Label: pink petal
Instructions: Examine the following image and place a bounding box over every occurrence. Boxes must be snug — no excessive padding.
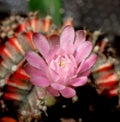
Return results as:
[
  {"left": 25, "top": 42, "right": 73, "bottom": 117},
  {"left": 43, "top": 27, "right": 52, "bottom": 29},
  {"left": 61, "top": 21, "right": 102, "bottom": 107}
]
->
[
  {"left": 79, "top": 54, "right": 98, "bottom": 73},
  {"left": 60, "top": 87, "right": 76, "bottom": 98},
  {"left": 60, "top": 26, "right": 75, "bottom": 54},
  {"left": 46, "top": 47, "right": 66, "bottom": 64},
  {"left": 47, "top": 86, "right": 60, "bottom": 96},
  {"left": 30, "top": 76, "right": 50, "bottom": 87},
  {"left": 32, "top": 33, "right": 50, "bottom": 58},
  {"left": 25, "top": 51, "right": 47, "bottom": 70},
  {"left": 75, "top": 41, "right": 92, "bottom": 64},
  {"left": 70, "top": 76, "right": 87, "bottom": 87},
  {"left": 46, "top": 47, "right": 62, "bottom": 63},
  {"left": 48, "top": 68, "right": 60, "bottom": 82},
  {"left": 80, "top": 69, "right": 91, "bottom": 76},
  {"left": 48, "top": 35, "right": 60, "bottom": 48},
  {"left": 24, "top": 63, "right": 45, "bottom": 77},
  {"left": 74, "top": 30, "right": 86, "bottom": 48},
  {"left": 69, "top": 54, "right": 77, "bottom": 68},
  {"left": 77, "top": 59, "right": 85, "bottom": 74},
  {"left": 51, "top": 83, "right": 65, "bottom": 90},
  {"left": 77, "top": 61, "right": 91, "bottom": 76}
]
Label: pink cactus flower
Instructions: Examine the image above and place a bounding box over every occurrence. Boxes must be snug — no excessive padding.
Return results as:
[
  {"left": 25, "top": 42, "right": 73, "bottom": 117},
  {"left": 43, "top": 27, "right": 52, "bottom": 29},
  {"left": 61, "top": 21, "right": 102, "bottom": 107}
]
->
[{"left": 25, "top": 26, "right": 97, "bottom": 98}]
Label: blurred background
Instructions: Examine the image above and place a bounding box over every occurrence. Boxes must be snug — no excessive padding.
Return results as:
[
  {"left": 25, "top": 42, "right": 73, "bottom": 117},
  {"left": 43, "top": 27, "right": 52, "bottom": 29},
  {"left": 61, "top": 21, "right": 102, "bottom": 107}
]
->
[{"left": 0, "top": 0, "right": 120, "bottom": 35}]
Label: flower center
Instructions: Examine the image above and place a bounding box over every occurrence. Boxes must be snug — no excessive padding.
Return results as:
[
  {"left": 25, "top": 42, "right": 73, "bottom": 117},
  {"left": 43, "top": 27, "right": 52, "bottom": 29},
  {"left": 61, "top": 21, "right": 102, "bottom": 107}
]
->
[{"left": 59, "top": 59, "right": 66, "bottom": 67}]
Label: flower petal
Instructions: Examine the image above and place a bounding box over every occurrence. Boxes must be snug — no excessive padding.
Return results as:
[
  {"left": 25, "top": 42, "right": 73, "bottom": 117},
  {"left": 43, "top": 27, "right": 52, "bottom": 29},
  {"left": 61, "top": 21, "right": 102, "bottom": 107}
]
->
[
  {"left": 77, "top": 59, "right": 85, "bottom": 74},
  {"left": 80, "top": 69, "right": 91, "bottom": 76},
  {"left": 51, "top": 83, "right": 65, "bottom": 90},
  {"left": 25, "top": 51, "right": 47, "bottom": 70},
  {"left": 46, "top": 47, "right": 63, "bottom": 63},
  {"left": 75, "top": 41, "right": 93, "bottom": 64},
  {"left": 74, "top": 30, "right": 86, "bottom": 48},
  {"left": 60, "top": 26, "right": 75, "bottom": 54},
  {"left": 60, "top": 87, "right": 76, "bottom": 98},
  {"left": 47, "top": 86, "right": 60, "bottom": 96},
  {"left": 24, "top": 63, "right": 45, "bottom": 77},
  {"left": 32, "top": 33, "right": 50, "bottom": 58},
  {"left": 79, "top": 54, "right": 98, "bottom": 73},
  {"left": 70, "top": 76, "right": 87, "bottom": 86},
  {"left": 48, "top": 35, "right": 60, "bottom": 48},
  {"left": 30, "top": 76, "right": 50, "bottom": 87},
  {"left": 48, "top": 68, "right": 60, "bottom": 82},
  {"left": 77, "top": 61, "right": 91, "bottom": 77}
]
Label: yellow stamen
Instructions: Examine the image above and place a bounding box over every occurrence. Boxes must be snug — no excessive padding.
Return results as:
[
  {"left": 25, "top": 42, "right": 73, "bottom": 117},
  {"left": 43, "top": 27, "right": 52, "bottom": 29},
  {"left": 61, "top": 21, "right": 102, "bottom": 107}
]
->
[{"left": 59, "top": 60, "right": 65, "bottom": 67}]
